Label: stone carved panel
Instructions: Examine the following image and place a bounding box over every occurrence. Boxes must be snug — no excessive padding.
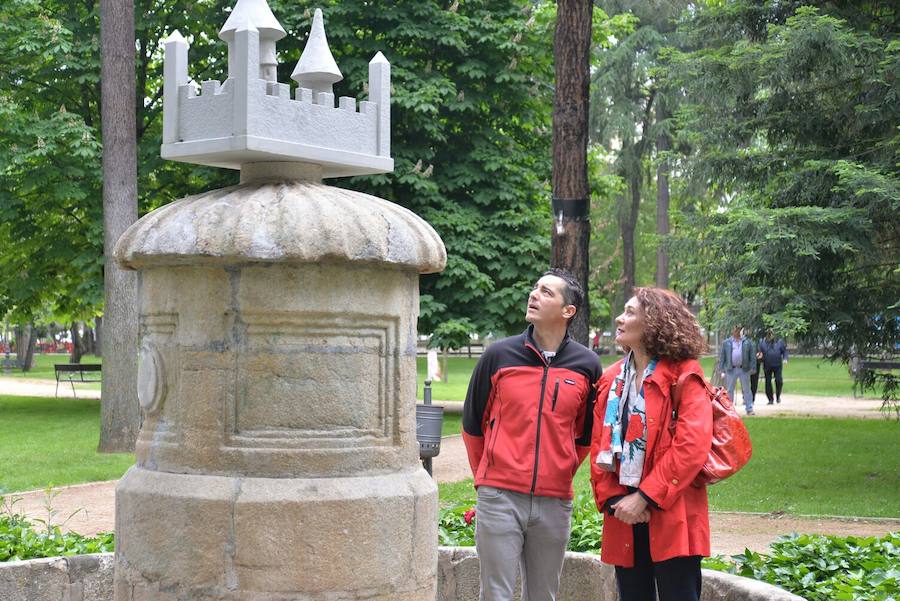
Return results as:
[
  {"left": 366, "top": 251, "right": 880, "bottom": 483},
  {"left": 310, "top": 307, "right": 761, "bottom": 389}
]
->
[
  {"left": 140, "top": 313, "right": 177, "bottom": 337},
  {"left": 225, "top": 312, "right": 399, "bottom": 449},
  {"left": 137, "top": 313, "right": 178, "bottom": 437},
  {"left": 137, "top": 343, "right": 166, "bottom": 414}
]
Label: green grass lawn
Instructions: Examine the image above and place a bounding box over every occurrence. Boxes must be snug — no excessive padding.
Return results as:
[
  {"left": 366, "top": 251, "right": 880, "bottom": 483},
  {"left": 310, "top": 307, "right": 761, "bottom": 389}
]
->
[
  {"left": 417, "top": 355, "right": 875, "bottom": 401},
  {"left": 437, "top": 415, "right": 900, "bottom": 518},
  {"left": 0, "top": 395, "right": 133, "bottom": 494},
  {"left": 2, "top": 353, "right": 102, "bottom": 380}
]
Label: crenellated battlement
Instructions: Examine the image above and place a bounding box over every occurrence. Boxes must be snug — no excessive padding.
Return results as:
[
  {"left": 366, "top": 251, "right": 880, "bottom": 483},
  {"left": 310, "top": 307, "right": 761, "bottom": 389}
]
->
[{"left": 161, "top": 3, "right": 392, "bottom": 177}]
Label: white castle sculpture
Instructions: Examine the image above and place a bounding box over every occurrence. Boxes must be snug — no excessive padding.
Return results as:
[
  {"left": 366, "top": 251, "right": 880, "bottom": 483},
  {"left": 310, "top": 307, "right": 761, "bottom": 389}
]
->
[{"left": 161, "top": 2, "right": 392, "bottom": 177}]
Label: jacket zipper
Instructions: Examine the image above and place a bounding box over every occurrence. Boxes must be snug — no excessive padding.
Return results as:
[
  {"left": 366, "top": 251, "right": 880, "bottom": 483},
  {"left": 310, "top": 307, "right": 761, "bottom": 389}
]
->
[
  {"left": 487, "top": 418, "right": 497, "bottom": 467},
  {"left": 530, "top": 364, "right": 549, "bottom": 494},
  {"left": 551, "top": 378, "right": 560, "bottom": 412}
]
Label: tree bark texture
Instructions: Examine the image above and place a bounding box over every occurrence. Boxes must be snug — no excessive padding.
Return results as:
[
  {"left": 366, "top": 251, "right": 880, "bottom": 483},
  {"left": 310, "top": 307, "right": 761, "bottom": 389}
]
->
[
  {"left": 99, "top": 0, "right": 140, "bottom": 452},
  {"left": 84, "top": 325, "right": 95, "bottom": 356},
  {"left": 551, "top": 0, "right": 592, "bottom": 346},
  {"left": 621, "top": 173, "right": 641, "bottom": 303},
  {"left": 70, "top": 321, "right": 84, "bottom": 364},
  {"left": 655, "top": 100, "right": 670, "bottom": 289},
  {"left": 14, "top": 324, "right": 35, "bottom": 371},
  {"left": 94, "top": 315, "right": 103, "bottom": 356}
]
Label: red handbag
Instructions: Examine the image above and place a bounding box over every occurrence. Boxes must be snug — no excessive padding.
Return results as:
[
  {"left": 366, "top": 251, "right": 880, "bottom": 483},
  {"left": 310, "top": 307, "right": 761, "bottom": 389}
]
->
[{"left": 671, "top": 372, "right": 753, "bottom": 487}]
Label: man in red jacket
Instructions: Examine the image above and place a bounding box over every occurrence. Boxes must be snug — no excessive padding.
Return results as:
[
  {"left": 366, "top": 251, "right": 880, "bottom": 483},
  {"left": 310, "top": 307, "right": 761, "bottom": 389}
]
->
[{"left": 463, "top": 268, "right": 601, "bottom": 601}]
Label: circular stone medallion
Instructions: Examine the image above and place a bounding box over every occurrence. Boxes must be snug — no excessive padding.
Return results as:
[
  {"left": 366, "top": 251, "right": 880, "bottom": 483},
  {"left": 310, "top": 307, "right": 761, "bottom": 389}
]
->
[{"left": 137, "top": 343, "right": 166, "bottom": 414}]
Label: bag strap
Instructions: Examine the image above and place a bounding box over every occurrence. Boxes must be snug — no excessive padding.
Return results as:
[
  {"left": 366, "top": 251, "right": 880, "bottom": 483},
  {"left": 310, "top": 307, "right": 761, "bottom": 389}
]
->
[{"left": 670, "top": 371, "right": 708, "bottom": 418}]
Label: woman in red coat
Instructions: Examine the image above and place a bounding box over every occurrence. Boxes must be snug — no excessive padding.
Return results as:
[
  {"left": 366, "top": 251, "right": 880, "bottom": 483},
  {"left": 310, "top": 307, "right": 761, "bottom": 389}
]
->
[{"left": 590, "top": 288, "right": 713, "bottom": 601}]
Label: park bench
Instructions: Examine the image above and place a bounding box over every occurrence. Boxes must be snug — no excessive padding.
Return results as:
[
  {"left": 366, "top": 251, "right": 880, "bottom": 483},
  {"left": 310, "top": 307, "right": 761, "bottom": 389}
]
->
[
  {"left": 54, "top": 363, "right": 102, "bottom": 398},
  {"left": 851, "top": 359, "right": 900, "bottom": 398}
]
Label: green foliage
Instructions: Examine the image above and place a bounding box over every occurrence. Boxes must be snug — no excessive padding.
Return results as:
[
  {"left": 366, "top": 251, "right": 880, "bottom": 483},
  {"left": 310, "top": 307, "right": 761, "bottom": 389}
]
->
[
  {"left": 566, "top": 492, "right": 604, "bottom": 553},
  {"left": 666, "top": 3, "right": 899, "bottom": 359},
  {"left": 429, "top": 318, "right": 477, "bottom": 352},
  {"left": 0, "top": 500, "right": 114, "bottom": 562},
  {"left": 706, "top": 533, "right": 900, "bottom": 601},
  {"left": 0, "top": 0, "right": 236, "bottom": 324},
  {"left": 437, "top": 504, "right": 475, "bottom": 547}
]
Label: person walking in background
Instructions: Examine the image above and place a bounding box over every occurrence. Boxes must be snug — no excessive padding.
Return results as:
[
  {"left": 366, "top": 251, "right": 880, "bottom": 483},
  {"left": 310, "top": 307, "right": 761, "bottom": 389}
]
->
[
  {"left": 463, "top": 268, "right": 601, "bottom": 601},
  {"left": 758, "top": 328, "right": 788, "bottom": 404},
  {"left": 749, "top": 328, "right": 764, "bottom": 406},
  {"left": 719, "top": 325, "right": 756, "bottom": 415},
  {"left": 591, "top": 288, "right": 713, "bottom": 601}
]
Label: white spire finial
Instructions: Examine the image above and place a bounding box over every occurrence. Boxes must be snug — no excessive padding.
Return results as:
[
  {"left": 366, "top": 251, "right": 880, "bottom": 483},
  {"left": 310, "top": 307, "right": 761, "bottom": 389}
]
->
[
  {"left": 219, "top": 0, "right": 286, "bottom": 41},
  {"left": 291, "top": 8, "right": 342, "bottom": 94},
  {"left": 166, "top": 29, "right": 187, "bottom": 44}
]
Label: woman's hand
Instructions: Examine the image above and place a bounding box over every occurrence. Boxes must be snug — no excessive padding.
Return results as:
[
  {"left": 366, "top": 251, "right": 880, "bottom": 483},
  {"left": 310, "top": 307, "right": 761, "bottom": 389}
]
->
[{"left": 611, "top": 492, "right": 650, "bottom": 525}]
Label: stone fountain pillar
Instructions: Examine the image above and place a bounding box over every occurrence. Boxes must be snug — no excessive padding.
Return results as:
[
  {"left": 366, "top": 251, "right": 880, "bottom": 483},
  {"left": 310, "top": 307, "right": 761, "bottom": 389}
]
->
[{"left": 112, "top": 5, "right": 445, "bottom": 600}]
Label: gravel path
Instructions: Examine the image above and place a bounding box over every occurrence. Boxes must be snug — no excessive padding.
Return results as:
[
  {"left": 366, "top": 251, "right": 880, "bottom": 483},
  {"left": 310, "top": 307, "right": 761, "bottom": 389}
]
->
[{"left": 0, "top": 377, "right": 100, "bottom": 399}]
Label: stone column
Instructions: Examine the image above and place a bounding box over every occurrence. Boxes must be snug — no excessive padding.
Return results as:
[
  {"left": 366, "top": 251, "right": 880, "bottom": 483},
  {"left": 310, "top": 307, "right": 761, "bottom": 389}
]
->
[{"left": 113, "top": 162, "right": 445, "bottom": 600}]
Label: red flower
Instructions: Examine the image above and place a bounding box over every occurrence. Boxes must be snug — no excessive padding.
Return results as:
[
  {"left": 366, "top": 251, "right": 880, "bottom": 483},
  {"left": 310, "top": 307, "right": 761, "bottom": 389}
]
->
[
  {"left": 464, "top": 509, "right": 476, "bottom": 525},
  {"left": 625, "top": 414, "right": 644, "bottom": 443}
]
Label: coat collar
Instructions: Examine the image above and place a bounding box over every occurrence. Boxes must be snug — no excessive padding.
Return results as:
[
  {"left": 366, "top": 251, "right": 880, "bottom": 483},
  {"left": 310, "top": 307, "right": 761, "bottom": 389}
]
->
[
  {"left": 523, "top": 324, "right": 571, "bottom": 356},
  {"left": 640, "top": 356, "right": 680, "bottom": 392}
]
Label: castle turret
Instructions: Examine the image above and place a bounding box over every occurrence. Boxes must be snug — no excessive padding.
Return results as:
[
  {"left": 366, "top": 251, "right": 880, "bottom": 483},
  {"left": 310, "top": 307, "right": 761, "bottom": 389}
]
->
[
  {"left": 161, "top": 1, "right": 391, "bottom": 176},
  {"left": 219, "top": 0, "right": 286, "bottom": 81},
  {"left": 291, "top": 8, "right": 343, "bottom": 94}
]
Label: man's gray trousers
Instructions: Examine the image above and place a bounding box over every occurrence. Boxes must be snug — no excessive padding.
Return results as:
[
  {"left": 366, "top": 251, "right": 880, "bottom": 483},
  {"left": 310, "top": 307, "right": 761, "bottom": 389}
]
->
[{"left": 475, "top": 485, "right": 573, "bottom": 601}]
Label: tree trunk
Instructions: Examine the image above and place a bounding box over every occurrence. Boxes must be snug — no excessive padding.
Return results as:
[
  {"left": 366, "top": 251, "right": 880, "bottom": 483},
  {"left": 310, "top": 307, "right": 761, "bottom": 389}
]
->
[
  {"left": 94, "top": 315, "right": 103, "bottom": 356},
  {"left": 441, "top": 348, "right": 450, "bottom": 384},
  {"left": 14, "top": 324, "right": 36, "bottom": 371},
  {"left": 99, "top": 0, "right": 140, "bottom": 452},
  {"left": 22, "top": 329, "right": 36, "bottom": 372},
  {"left": 70, "top": 322, "right": 85, "bottom": 364},
  {"left": 655, "top": 100, "right": 670, "bottom": 289},
  {"left": 620, "top": 173, "right": 641, "bottom": 303},
  {"left": 551, "top": 0, "right": 592, "bottom": 346},
  {"left": 84, "top": 324, "right": 95, "bottom": 356}
]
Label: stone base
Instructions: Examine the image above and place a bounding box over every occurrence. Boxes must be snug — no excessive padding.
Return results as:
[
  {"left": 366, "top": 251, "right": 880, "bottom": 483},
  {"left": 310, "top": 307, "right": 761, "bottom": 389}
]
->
[{"left": 114, "top": 466, "right": 437, "bottom": 600}]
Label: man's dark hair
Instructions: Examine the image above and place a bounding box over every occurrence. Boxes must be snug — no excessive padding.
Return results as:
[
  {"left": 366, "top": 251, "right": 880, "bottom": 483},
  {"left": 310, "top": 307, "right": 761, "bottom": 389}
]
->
[{"left": 543, "top": 268, "right": 583, "bottom": 313}]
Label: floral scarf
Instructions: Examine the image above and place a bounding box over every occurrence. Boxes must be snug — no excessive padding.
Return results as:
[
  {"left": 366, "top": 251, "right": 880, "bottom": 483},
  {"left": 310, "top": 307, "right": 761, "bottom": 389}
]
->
[{"left": 595, "top": 353, "right": 658, "bottom": 487}]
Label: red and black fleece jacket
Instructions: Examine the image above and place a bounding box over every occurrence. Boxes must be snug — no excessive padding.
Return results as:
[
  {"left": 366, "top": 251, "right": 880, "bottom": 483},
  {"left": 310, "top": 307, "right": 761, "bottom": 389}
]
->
[{"left": 462, "top": 326, "right": 602, "bottom": 500}]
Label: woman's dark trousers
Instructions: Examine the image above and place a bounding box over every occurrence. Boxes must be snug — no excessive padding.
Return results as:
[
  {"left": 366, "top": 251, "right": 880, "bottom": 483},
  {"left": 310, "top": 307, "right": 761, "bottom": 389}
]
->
[{"left": 614, "top": 523, "right": 702, "bottom": 601}]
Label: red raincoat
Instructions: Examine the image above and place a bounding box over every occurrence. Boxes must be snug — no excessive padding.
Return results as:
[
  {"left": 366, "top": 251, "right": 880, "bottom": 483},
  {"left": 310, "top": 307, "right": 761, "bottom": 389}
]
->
[{"left": 590, "top": 357, "right": 713, "bottom": 567}]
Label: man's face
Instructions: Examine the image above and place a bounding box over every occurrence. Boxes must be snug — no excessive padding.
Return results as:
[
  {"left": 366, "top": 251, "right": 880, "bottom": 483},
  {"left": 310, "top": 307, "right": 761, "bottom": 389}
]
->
[
  {"left": 525, "top": 275, "right": 573, "bottom": 328},
  {"left": 732, "top": 326, "right": 742, "bottom": 339}
]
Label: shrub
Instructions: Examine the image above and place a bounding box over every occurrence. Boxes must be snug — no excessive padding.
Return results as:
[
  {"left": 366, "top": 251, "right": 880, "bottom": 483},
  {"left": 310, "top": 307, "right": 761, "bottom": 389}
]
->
[
  {"left": 0, "top": 496, "right": 114, "bottom": 562},
  {"left": 704, "top": 533, "right": 900, "bottom": 601}
]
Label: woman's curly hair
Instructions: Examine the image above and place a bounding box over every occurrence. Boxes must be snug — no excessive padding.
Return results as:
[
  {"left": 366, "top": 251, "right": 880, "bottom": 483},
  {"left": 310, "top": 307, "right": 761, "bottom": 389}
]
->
[{"left": 634, "top": 287, "right": 707, "bottom": 360}]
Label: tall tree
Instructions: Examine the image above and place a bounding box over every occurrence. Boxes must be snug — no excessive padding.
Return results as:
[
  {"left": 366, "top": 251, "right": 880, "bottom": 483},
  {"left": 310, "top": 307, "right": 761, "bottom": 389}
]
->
[
  {"left": 551, "top": 0, "right": 593, "bottom": 345},
  {"left": 668, "top": 2, "right": 899, "bottom": 360},
  {"left": 99, "top": 0, "right": 139, "bottom": 451},
  {"left": 590, "top": 1, "right": 684, "bottom": 304},
  {"left": 654, "top": 98, "right": 670, "bottom": 288}
]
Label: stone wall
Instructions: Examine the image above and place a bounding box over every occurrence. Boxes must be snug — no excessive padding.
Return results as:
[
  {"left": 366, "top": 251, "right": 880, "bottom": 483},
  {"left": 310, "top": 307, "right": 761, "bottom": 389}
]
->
[
  {"left": 0, "top": 554, "right": 113, "bottom": 601},
  {"left": 0, "top": 549, "right": 806, "bottom": 601}
]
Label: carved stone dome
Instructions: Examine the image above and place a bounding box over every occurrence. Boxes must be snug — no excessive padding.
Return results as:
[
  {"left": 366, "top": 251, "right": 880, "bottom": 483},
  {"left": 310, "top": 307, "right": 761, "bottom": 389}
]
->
[{"left": 114, "top": 179, "right": 446, "bottom": 274}]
